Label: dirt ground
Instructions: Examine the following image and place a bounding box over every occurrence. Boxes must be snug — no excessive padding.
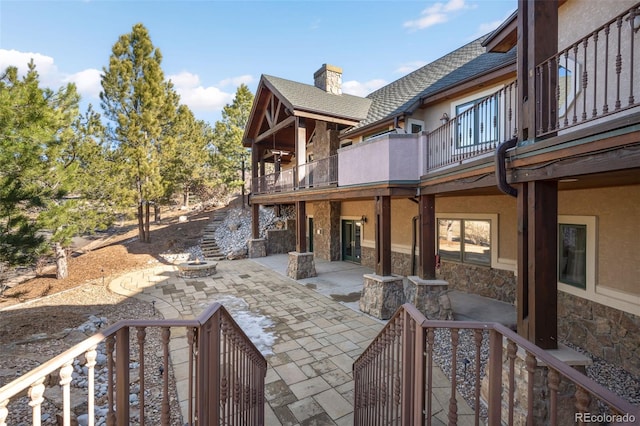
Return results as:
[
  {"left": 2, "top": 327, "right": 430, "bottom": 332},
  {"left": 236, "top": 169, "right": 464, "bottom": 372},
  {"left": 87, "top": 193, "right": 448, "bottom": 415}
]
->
[{"left": 0, "top": 205, "right": 219, "bottom": 338}]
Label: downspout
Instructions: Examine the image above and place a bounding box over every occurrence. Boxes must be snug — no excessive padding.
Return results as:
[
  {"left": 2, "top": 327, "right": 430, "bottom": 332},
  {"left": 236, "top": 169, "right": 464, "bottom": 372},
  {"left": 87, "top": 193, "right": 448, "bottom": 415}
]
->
[
  {"left": 495, "top": 137, "right": 518, "bottom": 197},
  {"left": 411, "top": 215, "right": 419, "bottom": 276}
]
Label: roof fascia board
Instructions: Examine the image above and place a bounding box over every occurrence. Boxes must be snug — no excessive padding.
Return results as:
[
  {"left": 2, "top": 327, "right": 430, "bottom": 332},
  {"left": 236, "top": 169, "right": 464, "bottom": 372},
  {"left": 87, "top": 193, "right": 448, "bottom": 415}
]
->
[
  {"left": 294, "top": 110, "right": 360, "bottom": 126},
  {"left": 483, "top": 11, "right": 517, "bottom": 52},
  {"left": 421, "top": 62, "right": 517, "bottom": 107},
  {"left": 340, "top": 117, "right": 398, "bottom": 140}
]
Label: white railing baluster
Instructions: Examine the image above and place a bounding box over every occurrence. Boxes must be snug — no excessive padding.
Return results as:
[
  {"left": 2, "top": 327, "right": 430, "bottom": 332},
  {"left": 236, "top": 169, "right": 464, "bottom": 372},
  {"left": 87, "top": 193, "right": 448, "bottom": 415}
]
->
[
  {"left": 60, "top": 361, "right": 74, "bottom": 426},
  {"left": 85, "top": 347, "right": 97, "bottom": 426},
  {"left": 28, "top": 377, "right": 46, "bottom": 426}
]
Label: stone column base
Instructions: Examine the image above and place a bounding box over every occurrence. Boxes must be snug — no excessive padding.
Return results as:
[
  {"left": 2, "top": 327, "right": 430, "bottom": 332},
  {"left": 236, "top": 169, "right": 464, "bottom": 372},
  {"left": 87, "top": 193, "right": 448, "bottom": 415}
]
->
[
  {"left": 406, "top": 276, "right": 452, "bottom": 320},
  {"left": 359, "top": 274, "right": 404, "bottom": 320},
  {"left": 248, "top": 239, "right": 267, "bottom": 258},
  {"left": 287, "top": 252, "right": 317, "bottom": 279}
]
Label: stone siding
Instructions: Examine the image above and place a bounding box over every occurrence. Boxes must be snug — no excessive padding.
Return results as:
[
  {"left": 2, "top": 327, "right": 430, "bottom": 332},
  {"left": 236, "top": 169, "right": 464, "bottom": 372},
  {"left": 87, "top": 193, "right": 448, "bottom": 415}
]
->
[
  {"left": 266, "top": 219, "right": 296, "bottom": 254},
  {"left": 313, "top": 201, "right": 341, "bottom": 261},
  {"left": 361, "top": 246, "right": 415, "bottom": 276},
  {"left": 558, "top": 291, "right": 640, "bottom": 378},
  {"left": 437, "top": 261, "right": 516, "bottom": 304}
]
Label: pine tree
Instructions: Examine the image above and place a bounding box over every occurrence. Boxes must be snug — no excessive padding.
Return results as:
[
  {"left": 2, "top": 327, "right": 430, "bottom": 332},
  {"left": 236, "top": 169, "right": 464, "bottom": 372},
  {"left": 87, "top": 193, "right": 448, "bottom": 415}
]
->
[
  {"left": 210, "top": 84, "right": 254, "bottom": 193},
  {"left": 100, "top": 23, "right": 171, "bottom": 243}
]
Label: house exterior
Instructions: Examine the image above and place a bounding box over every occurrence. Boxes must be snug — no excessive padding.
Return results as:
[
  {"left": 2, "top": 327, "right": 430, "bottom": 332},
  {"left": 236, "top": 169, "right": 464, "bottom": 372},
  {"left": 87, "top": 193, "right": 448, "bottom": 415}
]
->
[{"left": 243, "top": 0, "right": 640, "bottom": 379}]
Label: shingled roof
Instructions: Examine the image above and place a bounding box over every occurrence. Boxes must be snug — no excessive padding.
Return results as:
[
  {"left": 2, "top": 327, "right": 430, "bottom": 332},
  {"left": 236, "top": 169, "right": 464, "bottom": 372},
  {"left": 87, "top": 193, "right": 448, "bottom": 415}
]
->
[
  {"left": 345, "top": 35, "right": 515, "bottom": 135},
  {"left": 262, "top": 74, "right": 372, "bottom": 122}
]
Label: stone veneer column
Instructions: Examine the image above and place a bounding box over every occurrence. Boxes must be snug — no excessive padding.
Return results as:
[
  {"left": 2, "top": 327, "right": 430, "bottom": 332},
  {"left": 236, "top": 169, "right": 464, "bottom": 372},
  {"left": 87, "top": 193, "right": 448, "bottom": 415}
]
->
[
  {"left": 287, "top": 252, "right": 317, "bottom": 280},
  {"left": 406, "top": 276, "right": 452, "bottom": 320},
  {"left": 247, "top": 239, "right": 266, "bottom": 258},
  {"left": 313, "top": 201, "right": 341, "bottom": 261},
  {"left": 359, "top": 274, "right": 404, "bottom": 320}
]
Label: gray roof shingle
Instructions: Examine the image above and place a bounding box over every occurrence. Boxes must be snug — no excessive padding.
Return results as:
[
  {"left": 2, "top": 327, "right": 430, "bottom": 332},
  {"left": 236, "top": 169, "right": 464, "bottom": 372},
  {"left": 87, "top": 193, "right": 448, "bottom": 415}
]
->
[
  {"left": 262, "top": 74, "right": 372, "bottom": 121},
  {"left": 346, "top": 35, "right": 515, "bottom": 135}
]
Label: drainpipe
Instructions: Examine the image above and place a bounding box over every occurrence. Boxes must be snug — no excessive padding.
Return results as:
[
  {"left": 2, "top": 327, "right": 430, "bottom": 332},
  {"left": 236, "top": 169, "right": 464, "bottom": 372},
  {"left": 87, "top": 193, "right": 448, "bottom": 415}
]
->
[
  {"left": 411, "top": 215, "right": 419, "bottom": 276},
  {"left": 495, "top": 137, "right": 518, "bottom": 197}
]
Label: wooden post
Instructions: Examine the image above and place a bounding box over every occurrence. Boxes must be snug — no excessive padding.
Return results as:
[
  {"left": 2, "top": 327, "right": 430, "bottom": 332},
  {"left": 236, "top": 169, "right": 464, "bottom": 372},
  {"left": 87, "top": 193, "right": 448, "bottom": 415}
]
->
[
  {"left": 527, "top": 180, "right": 558, "bottom": 349},
  {"left": 419, "top": 194, "right": 436, "bottom": 280},
  {"left": 251, "top": 203, "right": 260, "bottom": 240},
  {"left": 518, "top": 0, "right": 558, "bottom": 142},
  {"left": 517, "top": 183, "right": 529, "bottom": 339},
  {"left": 296, "top": 201, "right": 306, "bottom": 253},
  {"left": 295, "top": 117, "right": 306, "bottom": 189},
  {"left": 375, "top": 196, "right": 391, "bottom": 276}
]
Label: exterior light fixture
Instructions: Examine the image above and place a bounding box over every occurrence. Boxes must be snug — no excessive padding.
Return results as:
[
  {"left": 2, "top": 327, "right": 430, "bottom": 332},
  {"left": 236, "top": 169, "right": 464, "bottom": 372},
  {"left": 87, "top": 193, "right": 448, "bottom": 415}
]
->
[
  {"left": 440, "top": 112, "right": 450, "bottom": 125},
  {"left": 361, "top": 215, "right": 367, "bottom": 224}
]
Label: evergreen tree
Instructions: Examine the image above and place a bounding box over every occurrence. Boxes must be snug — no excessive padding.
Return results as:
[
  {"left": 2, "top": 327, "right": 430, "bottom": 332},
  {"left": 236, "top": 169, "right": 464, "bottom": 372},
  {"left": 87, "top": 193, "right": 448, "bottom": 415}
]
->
[
  {"left": 210, "top": 84, "right": 254, "bottom": 193},
  {"left": 100, "top": 23, "right": 171, "bottom": 243},
  {"left": 164, "top": 105, "right": 214, "bottom": 208},
  {"left": 0, "top": 63, "right": 108, "bottom": 280},
  {"left": 0, "top": 64, "right": 57, "bottom": 278}
]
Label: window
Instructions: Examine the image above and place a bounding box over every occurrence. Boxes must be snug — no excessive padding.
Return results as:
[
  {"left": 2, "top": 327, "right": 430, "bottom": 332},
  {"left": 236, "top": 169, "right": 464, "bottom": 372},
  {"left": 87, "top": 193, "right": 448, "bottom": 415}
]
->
[
  {"left": 558, "top": 57, "right": 581, "bottom": 118},
  {"left": 455, "top": 96, "right": 498, "bottom": 148},
  {"left": 438, "top": 219, "right": 491, "bottom": 266},
  {"left": 559, "top": 223, "right": 587, "bottom": 289},
  {"left": 406, "top": 118, "right": 424, "bottom": 134}
]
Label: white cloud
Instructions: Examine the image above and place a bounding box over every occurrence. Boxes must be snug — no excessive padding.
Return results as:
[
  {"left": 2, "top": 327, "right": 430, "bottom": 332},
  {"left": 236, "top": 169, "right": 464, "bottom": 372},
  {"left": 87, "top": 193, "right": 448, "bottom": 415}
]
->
[
  {"left": 168, "top": 71, "right": 234, "bottom": 112},
  {"left": 342, "top": 79, "right": 387, "bottom": 97},
  {"left": 0, "top": 49, "right": 61, "bottom": 88},
  {"left": 65, "top": 68, "right": 102, "bottom": 99},
  {"left": 395, "top": 61, "right": 428, "bottom": 74},
  {"left": 468, "top": 10, "right": 515, "bottom": 40},
  {"left": 219, "top": 74, "right": 253, "bottom": 88},
  {"left": 404, "top": 0, "right": 473, "bottom": 30}
]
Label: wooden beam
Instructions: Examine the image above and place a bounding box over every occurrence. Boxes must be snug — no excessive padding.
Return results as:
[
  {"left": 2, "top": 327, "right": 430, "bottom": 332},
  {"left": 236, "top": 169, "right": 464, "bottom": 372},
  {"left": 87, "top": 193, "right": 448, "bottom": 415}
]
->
[
  {"left": 526, "top": 180, "right": 558, "bottom": 349},
  {"left": 255, "top": 115, "right": 295, "bottom": 143},
  {"left": 294, "top": 110, "right": 360, "bottom": 127},
  {"left": 419, "top": 194, "right": 436, "bottom": 280},
  {"left": 375, "top": 196, "right": 392, "bottom": 276},
  {"left": 295, "top": 201, "right": 306, "bottom": 253},
  {"left": 296, "top": 117, "right": 306, "bottom": 186}
]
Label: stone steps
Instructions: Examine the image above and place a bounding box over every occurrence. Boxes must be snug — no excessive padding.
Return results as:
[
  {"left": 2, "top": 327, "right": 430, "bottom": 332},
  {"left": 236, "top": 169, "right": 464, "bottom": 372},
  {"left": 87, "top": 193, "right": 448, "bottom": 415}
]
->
[{"left": 200, "top": 211, "right": 227, "bottom": 261}]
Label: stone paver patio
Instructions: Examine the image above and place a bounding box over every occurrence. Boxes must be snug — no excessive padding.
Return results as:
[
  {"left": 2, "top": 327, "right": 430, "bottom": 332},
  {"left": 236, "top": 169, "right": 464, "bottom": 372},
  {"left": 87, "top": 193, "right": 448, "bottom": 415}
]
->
[{"left": 110, "top": 258, "right": 385, "bottom": 425}]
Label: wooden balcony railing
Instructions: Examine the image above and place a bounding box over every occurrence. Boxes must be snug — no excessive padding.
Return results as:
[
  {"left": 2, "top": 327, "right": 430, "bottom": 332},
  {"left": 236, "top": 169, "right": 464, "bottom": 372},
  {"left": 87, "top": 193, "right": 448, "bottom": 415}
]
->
[
  {"left": 353, "top": 304, "right": 639, "bottom": 425},
  {"left": 0, "top": 303, "right": 267, "bottom": 426},
  {"left": 252, "top": 155, "right": 337, "bottom": 195},
  {"left": 537, "top": 4, "right": 640, "bottom": 137},
  {"left": 426, "top": 81, "right": 518, "bottom": 172}
]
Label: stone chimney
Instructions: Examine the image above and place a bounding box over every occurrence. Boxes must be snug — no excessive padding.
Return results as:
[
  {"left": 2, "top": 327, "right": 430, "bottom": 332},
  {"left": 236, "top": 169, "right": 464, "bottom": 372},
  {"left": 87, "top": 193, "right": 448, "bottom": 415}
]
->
[{"left": 314, "top": 64, "right": 342, "bottom": 95}]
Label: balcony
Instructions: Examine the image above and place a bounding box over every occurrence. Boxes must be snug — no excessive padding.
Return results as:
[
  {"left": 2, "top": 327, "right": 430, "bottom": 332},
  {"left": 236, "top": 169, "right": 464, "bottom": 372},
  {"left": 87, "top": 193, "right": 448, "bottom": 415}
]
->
[
  {"left": 354, "top": 304, "right": 638, "bottom": 425},
  {"left": 252, "top": 155, "right": 338, "bottom": 195},
  {"left": 0, "top": 303, "right": 267, "bottom": 426},
  {"left": 536, "top": 4, "right": 640, "bottom": 137}
]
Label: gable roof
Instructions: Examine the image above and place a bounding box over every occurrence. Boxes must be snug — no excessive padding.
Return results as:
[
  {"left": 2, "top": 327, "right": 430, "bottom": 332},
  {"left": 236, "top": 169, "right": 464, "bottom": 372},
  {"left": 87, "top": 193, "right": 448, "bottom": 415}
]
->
[
  {"left": 262, "top": 74, "right": 372, "bottom": 122},
  {"left": 344, "top": 35, "right": 515, "bottom": 136}
]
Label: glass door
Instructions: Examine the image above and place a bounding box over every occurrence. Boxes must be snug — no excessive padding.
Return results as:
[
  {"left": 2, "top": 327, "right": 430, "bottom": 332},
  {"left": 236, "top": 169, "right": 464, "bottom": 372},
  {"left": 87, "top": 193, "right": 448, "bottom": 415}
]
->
[{"left": 342, "top": 220, "right": 362, "bottom": 263}]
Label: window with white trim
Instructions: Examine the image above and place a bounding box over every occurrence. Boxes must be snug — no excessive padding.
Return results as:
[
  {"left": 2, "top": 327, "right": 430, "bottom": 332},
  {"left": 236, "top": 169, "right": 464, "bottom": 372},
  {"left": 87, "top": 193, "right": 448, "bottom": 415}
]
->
[
  {"left": 406, "top": 118, "right": 424, "bottom": 134},
  {"left": 437, "top": 218, "right": 491, "bottom": 266}
]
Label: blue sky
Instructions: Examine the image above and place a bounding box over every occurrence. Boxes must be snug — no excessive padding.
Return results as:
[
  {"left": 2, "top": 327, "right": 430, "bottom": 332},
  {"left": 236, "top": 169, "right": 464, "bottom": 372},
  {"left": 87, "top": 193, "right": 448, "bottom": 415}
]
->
[{"left": 0, "top": 0, "right": 516, "bottom": 125}]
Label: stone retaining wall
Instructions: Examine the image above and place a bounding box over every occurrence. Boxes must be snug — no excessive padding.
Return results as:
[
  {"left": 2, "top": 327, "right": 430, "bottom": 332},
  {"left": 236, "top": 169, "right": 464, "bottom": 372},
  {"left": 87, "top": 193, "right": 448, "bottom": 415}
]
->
[
  {"left": 437, "top": 261, "right": 516, "bottom": 304},
  {"left": 361, "top": 247, "right": 415, "bottom": 276},
  {"left": 266, "top": 219, "right": 296, "bottom": 254},
  {"left": 558, "top": 291, "right": 640, "bottom": 378}
]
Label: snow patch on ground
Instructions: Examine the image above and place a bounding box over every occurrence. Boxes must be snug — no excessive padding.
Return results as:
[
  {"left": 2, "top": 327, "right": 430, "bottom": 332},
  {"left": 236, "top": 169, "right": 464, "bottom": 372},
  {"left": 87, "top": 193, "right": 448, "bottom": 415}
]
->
[{"left": 198, "top": 294, "right": 276, "bottom": 356}]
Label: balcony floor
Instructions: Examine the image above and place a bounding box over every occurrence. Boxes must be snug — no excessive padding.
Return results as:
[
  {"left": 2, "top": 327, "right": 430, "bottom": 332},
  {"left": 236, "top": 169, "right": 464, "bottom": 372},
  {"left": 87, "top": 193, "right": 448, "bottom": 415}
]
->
[{"left": 110, "top": 256, "right": 480, "bottom": 425}]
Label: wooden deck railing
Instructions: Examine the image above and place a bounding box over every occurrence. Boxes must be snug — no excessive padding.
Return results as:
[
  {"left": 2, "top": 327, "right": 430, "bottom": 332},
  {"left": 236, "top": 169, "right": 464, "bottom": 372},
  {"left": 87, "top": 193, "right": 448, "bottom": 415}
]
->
[
  {"left": 426, "top": 81, "right": 518, "bottom": 172},
  {"left": 536, "top": 3, "right": 640, "bottom": 137},
  {"left": 353, "top": 304, "right": 639, "bottom": 425},
  {"left": 252, "top": 155, "right": 337, "bottom": 195},
  {"left": 0, "top": 303, "right": 267, "bottom": 426}
]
